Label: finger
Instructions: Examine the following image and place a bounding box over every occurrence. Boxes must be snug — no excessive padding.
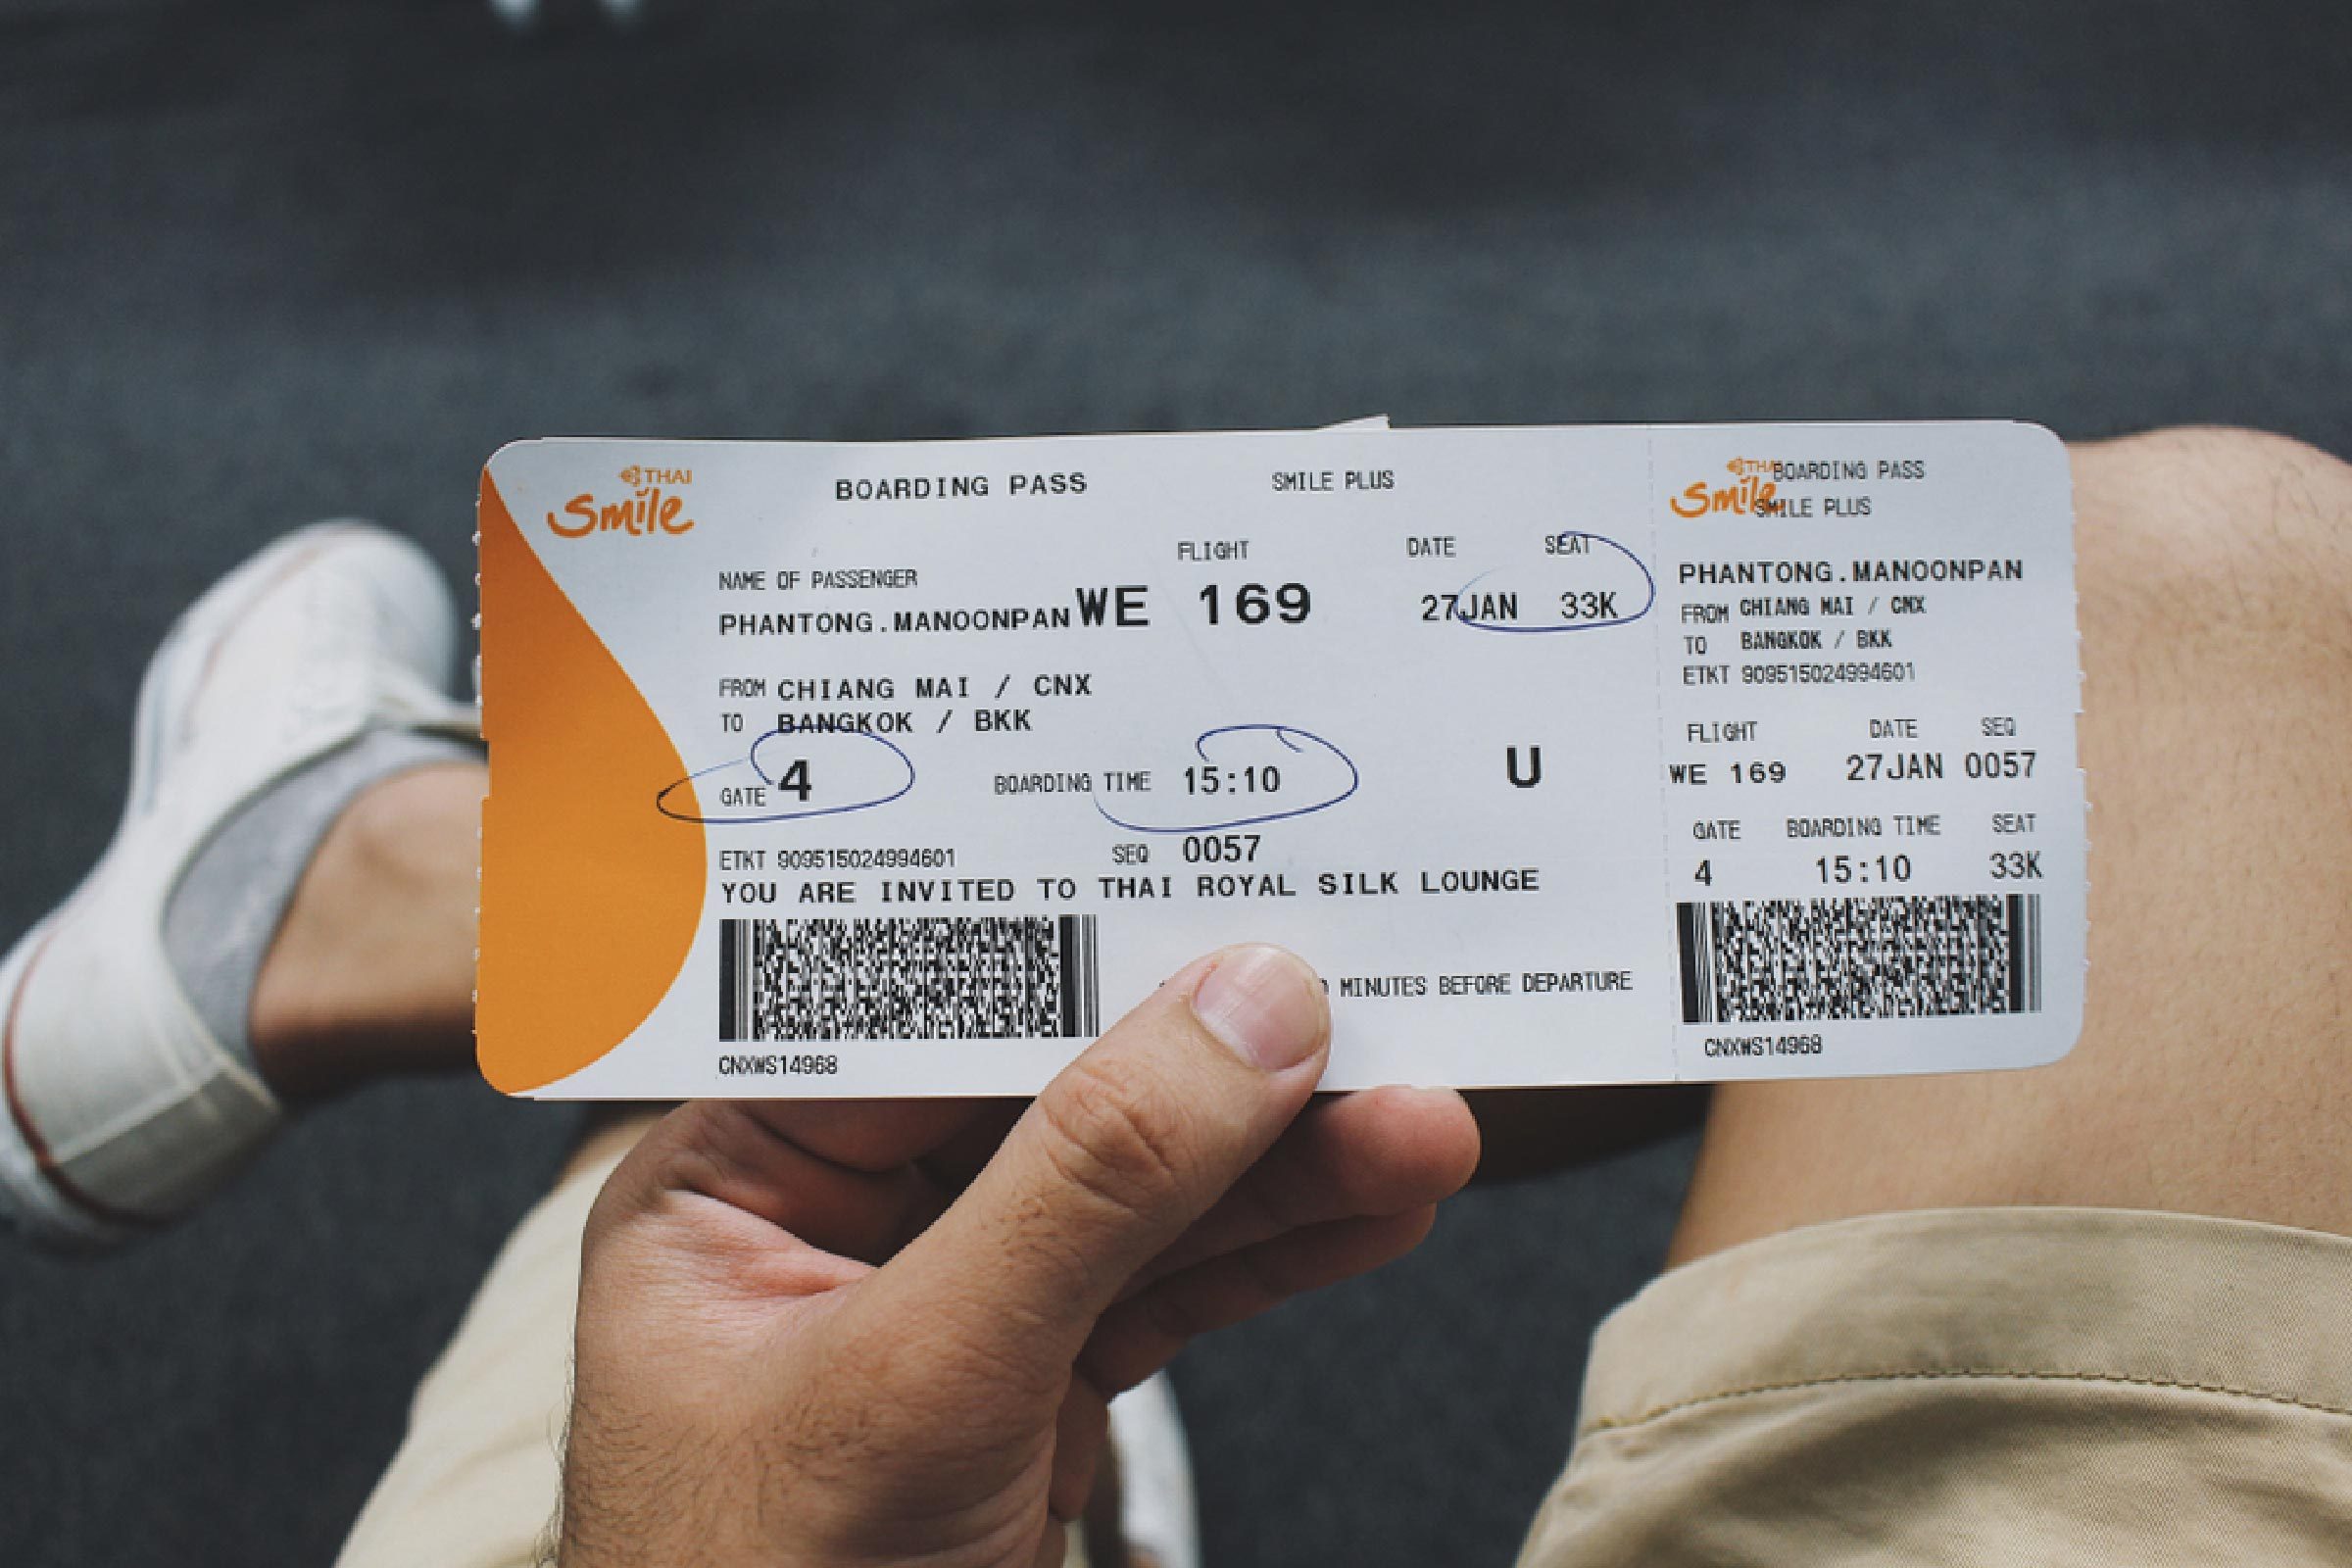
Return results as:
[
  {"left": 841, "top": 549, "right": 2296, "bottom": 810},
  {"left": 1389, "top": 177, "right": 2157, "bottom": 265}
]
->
[
  {"left": 872, "top": 944, "right": 1331, "bottom": 1376},
  {"left": 594, "top": 1102, "right": 951, "bottom": 1264},
  {"left": 1118, "top": 1085, "right": 1478, "bottom": 1298},
  {"left": 1081, "top": 1207, "right": 1440, "bottom": 1394}
]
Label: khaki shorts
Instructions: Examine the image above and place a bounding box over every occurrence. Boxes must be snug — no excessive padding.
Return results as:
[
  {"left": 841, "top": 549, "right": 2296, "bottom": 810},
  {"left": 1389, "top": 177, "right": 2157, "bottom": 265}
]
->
[
  {"left": 1521, "top": 1206, "right": 2352, "bottom": 1565},
  {"left": 338, "top": 1134, "right": 2352, "bottom": 1568},
  {"left": 331, "top": 1118, "right": 635, "bottom": 1568}
]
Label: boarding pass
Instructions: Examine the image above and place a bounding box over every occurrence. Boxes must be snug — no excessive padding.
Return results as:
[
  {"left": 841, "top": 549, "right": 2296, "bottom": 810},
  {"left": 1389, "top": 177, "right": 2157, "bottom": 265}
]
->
[{"left": 474, "top": 420, "right": 2084, "bottom": 1098}]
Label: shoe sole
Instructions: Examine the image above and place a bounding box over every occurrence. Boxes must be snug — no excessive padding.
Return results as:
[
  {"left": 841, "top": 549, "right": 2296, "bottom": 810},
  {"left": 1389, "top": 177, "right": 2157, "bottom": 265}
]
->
[{"left": 0, "top": 521, "right": 385, "bottom": 1244}]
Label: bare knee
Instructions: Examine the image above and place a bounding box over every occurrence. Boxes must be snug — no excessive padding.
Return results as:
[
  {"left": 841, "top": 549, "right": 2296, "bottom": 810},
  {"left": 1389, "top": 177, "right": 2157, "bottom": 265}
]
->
[
  {"left": 2074, "top": 424, "right": 2352, "bottom": 545},
  {"left": 2073, "top": 426, "right": 2352, "bottom": 675},
  {"left": 1671, "top": 428, "right": 2352, "bottom": 1262},
  {"left": 2070, "top": 425, "right": 2352, "bottom": 872}
]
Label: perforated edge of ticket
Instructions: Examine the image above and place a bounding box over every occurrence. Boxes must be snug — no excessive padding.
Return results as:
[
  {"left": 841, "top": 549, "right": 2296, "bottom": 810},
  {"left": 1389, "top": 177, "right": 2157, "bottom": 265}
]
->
[{"left": 475, "top": 420, "right": 2083, "bottom": 1099}]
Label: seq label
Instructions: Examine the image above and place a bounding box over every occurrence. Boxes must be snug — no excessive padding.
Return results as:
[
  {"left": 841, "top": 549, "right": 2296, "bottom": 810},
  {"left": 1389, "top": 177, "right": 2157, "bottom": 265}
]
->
[{"left": 474, "top": 420, "right": 2084, "bottom": 1099}]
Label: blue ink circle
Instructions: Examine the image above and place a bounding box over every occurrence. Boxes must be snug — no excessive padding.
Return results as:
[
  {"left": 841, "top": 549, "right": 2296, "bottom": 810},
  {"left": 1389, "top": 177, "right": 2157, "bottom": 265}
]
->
[
  {"left": 1450, "top": 531, "right": 1656, "bottom": 633},
  {"left": 657, "top": 729, "right": 916, "bottom": 825},
  {"left": 1094, "top": 723, "right": 1360, "bottom": 834}
]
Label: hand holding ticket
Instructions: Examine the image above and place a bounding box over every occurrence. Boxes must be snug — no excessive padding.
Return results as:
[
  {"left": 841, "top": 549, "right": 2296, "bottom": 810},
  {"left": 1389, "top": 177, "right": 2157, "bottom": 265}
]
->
[{"left": 475, "top": 420, "right": 2084, "bottom": 1099}]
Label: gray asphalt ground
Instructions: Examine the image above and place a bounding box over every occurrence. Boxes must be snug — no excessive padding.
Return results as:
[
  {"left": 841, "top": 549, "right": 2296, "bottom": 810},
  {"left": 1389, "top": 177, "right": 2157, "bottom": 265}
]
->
[{"left": 2, "top": 2, "right": 2347, "bottom": 1564}]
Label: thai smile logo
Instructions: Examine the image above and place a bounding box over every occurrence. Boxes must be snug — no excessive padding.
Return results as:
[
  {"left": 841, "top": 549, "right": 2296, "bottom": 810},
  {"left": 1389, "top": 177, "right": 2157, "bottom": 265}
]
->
[
  {"left": 1669, "top": 458, "right": 1780, "bottom": 518},
  {"left": 547, "top": 466, "right": 697, "bottom": 539}
]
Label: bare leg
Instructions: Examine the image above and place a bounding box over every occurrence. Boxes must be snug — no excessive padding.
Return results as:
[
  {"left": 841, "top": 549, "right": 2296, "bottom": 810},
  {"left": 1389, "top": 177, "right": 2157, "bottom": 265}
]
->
[
  {"left": 248, "top": 760, "right": 485, "bottom": 1100},
  {"left": 1672, "top": 428, "right": 2352, "bottom": 1261}
]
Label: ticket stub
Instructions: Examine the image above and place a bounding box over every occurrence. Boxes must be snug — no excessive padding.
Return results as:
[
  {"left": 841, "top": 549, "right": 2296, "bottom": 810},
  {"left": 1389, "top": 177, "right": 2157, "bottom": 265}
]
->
[{"left": 475, "top": 421, "right": 2083, "bottom": 1099}]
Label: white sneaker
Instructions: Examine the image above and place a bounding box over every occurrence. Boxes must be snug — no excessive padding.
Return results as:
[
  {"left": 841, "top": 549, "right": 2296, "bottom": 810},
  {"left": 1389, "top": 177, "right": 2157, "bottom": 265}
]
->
[
  {"left": 0, "top": 521, "right": 477, "bottom": 1250},
  {"left": 1108, "top": 1372, "right": 1201, "bottom": 1568}
]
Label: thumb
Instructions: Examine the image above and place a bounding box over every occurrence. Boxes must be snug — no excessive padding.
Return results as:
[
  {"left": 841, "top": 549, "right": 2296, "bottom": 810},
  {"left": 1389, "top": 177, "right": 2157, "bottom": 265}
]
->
[{"left": 872, "top": 944, "right": 1330, "bottom": 1373}]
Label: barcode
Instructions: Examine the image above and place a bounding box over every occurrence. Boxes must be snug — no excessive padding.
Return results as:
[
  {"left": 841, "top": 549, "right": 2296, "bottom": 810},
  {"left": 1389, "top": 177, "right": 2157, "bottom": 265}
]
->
[
  {"left": 1677, "top": 894, "right": 2041, "bottom": 1024},
  {"left": 719, "top": 915, "right": 1101, "bottom": 1042}
]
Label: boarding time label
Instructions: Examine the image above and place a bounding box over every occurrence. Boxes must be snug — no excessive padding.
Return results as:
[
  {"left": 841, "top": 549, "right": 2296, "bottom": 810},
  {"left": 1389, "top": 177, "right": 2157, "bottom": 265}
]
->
[{"left": 474, "top": 420, "right": 2084, "bottom": 1099}]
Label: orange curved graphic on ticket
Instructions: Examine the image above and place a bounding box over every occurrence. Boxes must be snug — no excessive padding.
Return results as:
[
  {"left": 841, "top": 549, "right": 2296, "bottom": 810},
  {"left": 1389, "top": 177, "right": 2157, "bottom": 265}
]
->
[{"left": 476, "top": 469, "right": 705, "bottom": 1094}]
